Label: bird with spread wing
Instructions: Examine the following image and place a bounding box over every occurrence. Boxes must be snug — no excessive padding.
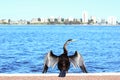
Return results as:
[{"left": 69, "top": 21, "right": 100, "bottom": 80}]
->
[{"left": 42, "top": 39, "right": 88, "bottom": 77}]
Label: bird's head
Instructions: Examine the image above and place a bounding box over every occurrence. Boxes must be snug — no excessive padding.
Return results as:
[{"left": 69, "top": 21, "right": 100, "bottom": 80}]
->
[{"left": 67, "top": 39, "right": 77, "bottom": 42}]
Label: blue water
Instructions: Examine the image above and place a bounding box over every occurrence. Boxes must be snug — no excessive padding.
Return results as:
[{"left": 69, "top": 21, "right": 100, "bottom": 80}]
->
[{"left": 0, "top": 25, "right": 120, "bottom": 73}]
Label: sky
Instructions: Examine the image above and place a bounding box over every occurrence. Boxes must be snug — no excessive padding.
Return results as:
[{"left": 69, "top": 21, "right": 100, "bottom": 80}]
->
[{"left": 0, "top": 0, "right": 120, "bottom": 21}]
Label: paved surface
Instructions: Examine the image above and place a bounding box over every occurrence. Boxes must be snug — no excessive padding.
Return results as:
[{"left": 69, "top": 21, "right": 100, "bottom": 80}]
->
[{"left": 0, "top": 73, "right": 120, "bottom": 80}]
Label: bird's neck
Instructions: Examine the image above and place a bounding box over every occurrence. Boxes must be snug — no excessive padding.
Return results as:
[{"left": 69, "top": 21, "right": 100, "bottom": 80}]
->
[{"left": 63, "top": 42, "right": 68, "bottom": 54}]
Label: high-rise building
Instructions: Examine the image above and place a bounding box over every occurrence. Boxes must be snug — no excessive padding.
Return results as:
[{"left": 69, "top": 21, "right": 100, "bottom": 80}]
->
[{"left": 82, "top": 11, "right": 88, "bottom": 23}]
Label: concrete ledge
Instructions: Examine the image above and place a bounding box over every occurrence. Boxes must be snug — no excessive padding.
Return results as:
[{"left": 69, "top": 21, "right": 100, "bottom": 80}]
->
[{"left": 0, "top": 73, "right": 120, "bottom": 80}]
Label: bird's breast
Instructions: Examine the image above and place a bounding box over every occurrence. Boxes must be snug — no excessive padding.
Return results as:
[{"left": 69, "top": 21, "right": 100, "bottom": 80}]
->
[{"left": 58, "top": 55, "right": 70, "bottom": 71}]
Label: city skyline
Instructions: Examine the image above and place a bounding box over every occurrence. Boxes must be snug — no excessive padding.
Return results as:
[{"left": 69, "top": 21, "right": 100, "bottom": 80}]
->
[{"left": 0, "top": 0, "right": 120, "bottom": 20}]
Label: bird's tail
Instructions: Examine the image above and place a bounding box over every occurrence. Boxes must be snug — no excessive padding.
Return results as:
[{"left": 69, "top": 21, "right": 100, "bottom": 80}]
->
[{"left": 58, "top": 70, "right": 66, "bottom": 77}]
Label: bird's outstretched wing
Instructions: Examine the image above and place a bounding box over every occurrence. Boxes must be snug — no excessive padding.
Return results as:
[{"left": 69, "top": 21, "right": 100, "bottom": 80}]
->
[
  {"left": 42, "top": 50, "right": 58, "bottom": 73},
  {"left": 69, "top": 51, "right": 88, "bottom": 73}
]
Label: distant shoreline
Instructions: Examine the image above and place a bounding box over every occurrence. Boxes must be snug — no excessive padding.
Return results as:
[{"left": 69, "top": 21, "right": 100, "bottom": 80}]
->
[{"left": 0, "top": 24, "right": 120, "bottom": 27}]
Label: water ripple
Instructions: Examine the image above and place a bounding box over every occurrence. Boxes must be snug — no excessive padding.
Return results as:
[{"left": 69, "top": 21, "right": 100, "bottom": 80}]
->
[{"left": 0, "top": 25, "right": 120, "bottom": 73}]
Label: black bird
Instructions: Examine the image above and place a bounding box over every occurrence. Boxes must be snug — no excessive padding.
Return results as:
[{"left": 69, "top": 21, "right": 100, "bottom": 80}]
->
[{"left": 42, "top": 39, "right": 87, "bottom": 77}]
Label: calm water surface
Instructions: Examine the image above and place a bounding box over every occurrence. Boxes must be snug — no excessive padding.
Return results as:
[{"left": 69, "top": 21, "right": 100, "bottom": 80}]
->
[{"left": 0, "top": 25, "right": 120, "bottom": 73}]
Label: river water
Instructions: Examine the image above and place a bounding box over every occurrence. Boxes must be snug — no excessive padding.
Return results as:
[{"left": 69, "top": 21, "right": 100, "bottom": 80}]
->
[{"left": 0, "top": 25, "right": 120, "bottom": 73}]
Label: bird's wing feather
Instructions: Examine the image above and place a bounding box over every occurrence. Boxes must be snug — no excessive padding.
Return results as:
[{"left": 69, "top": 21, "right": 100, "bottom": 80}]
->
[
  {"left": 69, "top": 51, "right": 84, "bottom": 68},
  {"left": 44, "top": 50, "right": 58, "bottom": 68}
]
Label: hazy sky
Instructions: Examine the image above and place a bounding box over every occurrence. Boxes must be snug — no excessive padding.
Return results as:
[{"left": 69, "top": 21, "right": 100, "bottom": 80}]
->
[{"left": 0, "top": 0, "right": 119, "bottom": 20}]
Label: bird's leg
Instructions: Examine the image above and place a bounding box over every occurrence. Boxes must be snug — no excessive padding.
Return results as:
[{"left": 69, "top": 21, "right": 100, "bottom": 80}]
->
[
  {"left": 80, "top": 64, "right": 88, "bottom": 73},
  {"left": 42, "top": 64, "right": 48, "bottom": 73},
  {"left": 66, "top": 71, "right": 68, "bottom": 73},
  {"left": 58, "top": 70, "right": 66, "bottom": 77}
]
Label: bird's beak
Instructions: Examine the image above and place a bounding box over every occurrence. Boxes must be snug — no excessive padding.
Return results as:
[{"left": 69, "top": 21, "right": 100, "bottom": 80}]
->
[{"left": 72, "top": 39, "right": 77, "bottom": 42}]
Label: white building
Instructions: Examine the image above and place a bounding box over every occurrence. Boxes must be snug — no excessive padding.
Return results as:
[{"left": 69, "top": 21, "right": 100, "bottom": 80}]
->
[
  {"left": 91, "top": 16, "right": 96, "bottom": 23},
  {"left": 76, "top": 18, "right": 81, "bottom": 22},
  {"left": 57, "top": 16, "right": 62, "bottom": 22},
  {"left": 17, "top": 19, "right": 28, "bottom": 24},
  {"left": 31, "top": 18, "right": 39, "bottom": 24},
  {"left": 49, "top": 16, "right": 55, "bottom": 22},
  {"left": 108, "top": 16, "right": 117, "bottom": 25},
  {"left": 41, "top": 18, "right": 48, "bottom": 23},
  {"left": 0, "top": 19, "right": 9, "bottom": 24},
  {"left": 68, "top": 17, "right": 74, "bottom": 22},
  {"left": 82, "top": 11, "right": 88, "bottom": 23}
]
